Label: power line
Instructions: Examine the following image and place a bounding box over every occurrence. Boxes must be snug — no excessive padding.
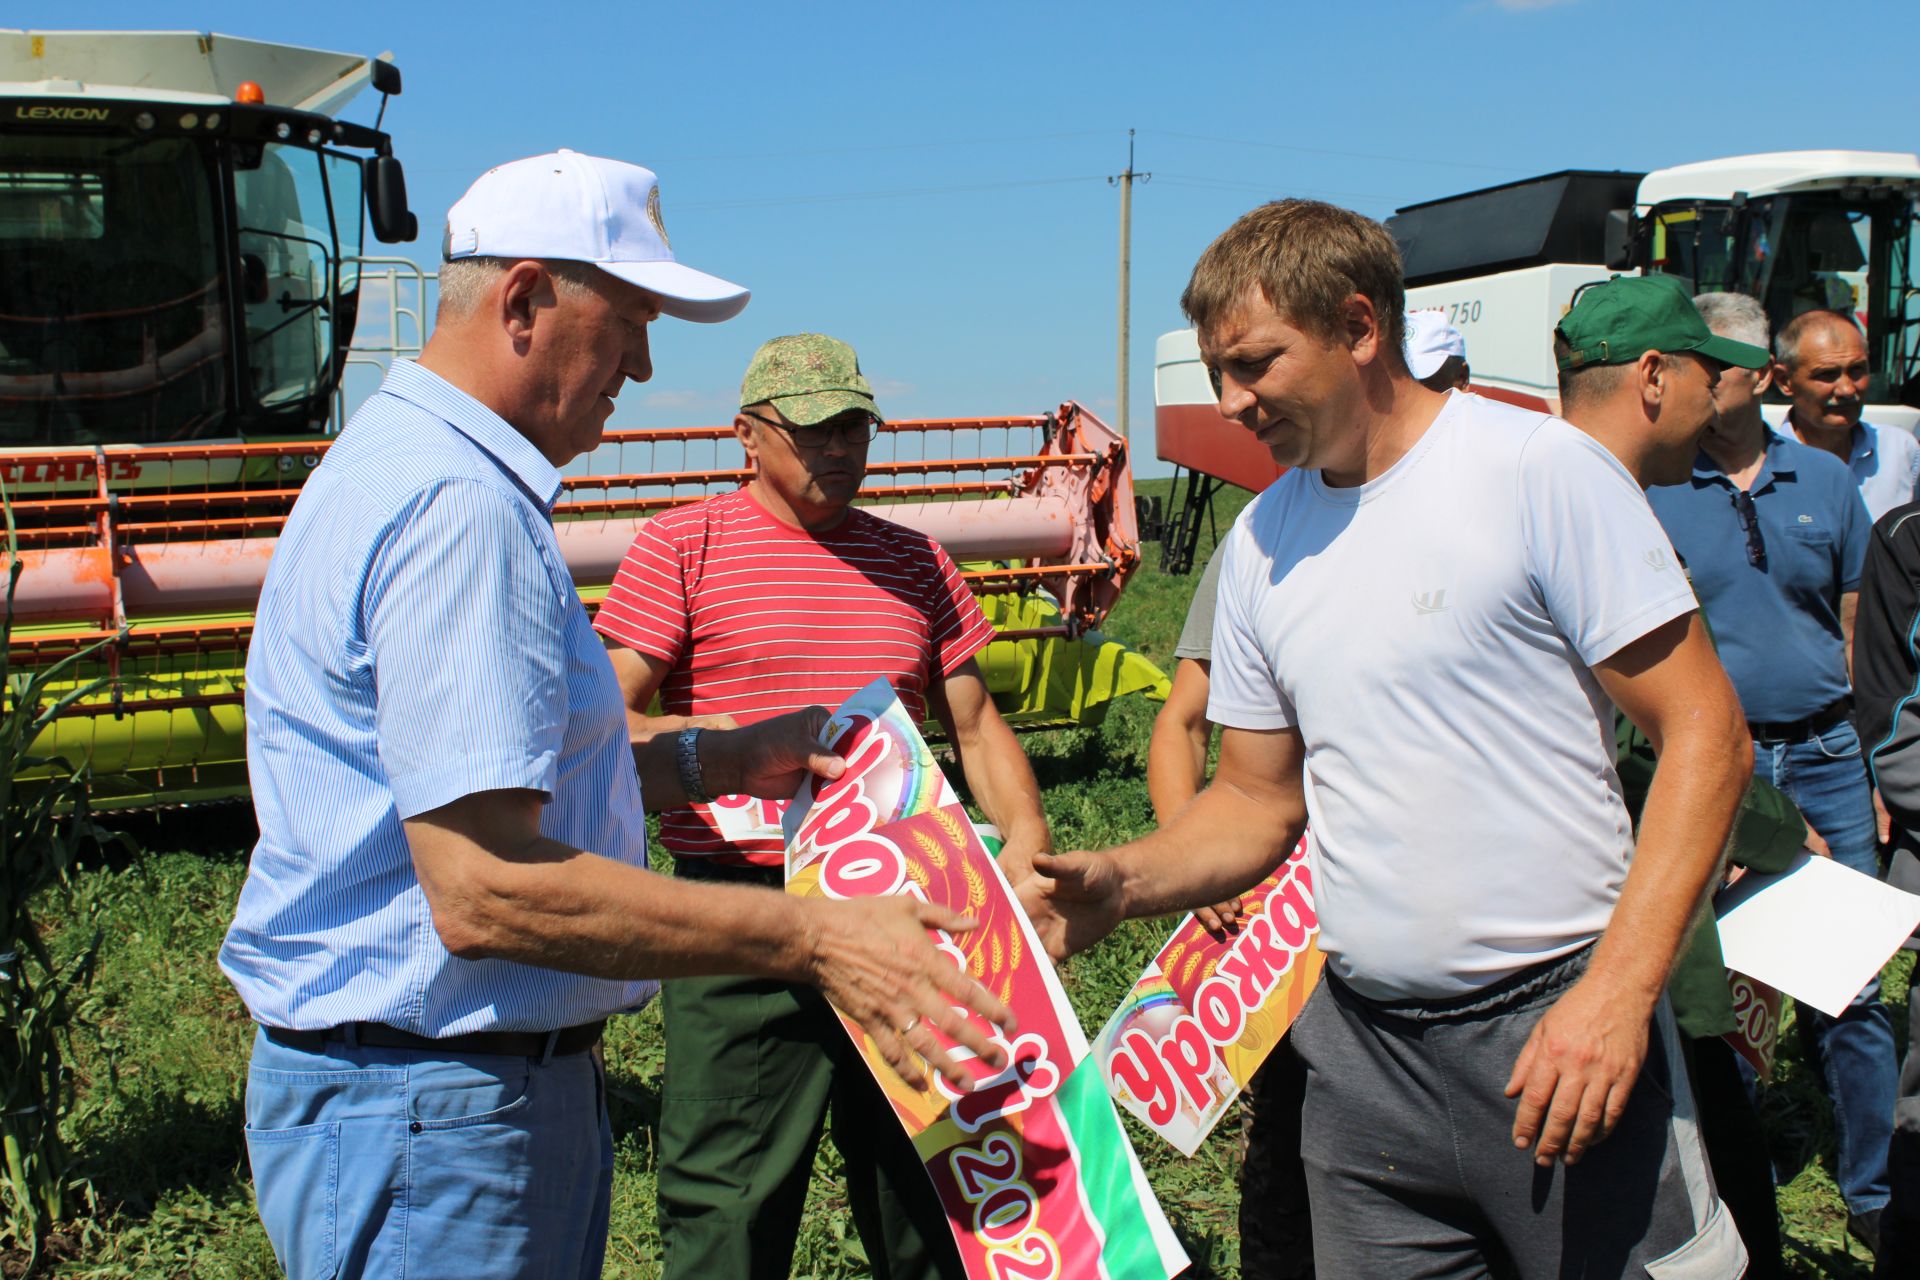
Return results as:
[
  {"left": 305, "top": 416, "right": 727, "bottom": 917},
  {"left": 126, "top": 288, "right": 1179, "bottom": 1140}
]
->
[
  {"left": 1154, "top": 172, "right": 1417, "bottom": 203},
  {"left": 1142, "top": 128, "right": 1526, "bottom": 176},
  {"left": 650, "top": 128, "right": 1117, "bottom": 166},
  {"left": 405, "top": 129, "right": 1121, "bottom": 176},
  {"left": 676, "top": 174, "right": 1107, "bottom": 211}
]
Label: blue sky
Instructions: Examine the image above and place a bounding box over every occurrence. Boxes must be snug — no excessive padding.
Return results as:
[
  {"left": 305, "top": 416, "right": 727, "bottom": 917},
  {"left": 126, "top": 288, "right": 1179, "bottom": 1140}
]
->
[{"left": 19, "top": 0, "right": 1919, "bottom": 475}]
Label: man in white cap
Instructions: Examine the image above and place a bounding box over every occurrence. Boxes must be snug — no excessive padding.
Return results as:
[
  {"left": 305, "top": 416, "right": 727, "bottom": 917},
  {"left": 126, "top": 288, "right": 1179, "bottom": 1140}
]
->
[
  {"left": 221, "top": 151, "right": 1013, "bottom": 1280},
  {"left": 1404, "top": 308, "right": 1470, "bottom": 392}
]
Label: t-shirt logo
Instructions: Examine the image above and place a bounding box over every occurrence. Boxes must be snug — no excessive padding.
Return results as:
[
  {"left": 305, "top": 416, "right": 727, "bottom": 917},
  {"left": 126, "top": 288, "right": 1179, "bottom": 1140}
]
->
[
  {"left": 1412, "top": 589, "right": 1450, "bottom": 615},
  {"left": 1644, "top": 549, "right": 1674, "bottom": 572}
]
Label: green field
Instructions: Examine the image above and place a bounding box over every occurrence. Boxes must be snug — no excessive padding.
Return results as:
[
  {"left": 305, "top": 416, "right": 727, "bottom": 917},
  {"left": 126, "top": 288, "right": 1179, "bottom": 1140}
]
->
[{"left": 19, "top": 477, "right": 1907, "bottom": 1277}]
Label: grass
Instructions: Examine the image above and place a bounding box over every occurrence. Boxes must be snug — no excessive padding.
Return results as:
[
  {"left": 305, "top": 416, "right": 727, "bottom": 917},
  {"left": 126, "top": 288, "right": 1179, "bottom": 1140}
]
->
[{"left": 21, "top": 476, "right": 1909, "bottom": 1277}]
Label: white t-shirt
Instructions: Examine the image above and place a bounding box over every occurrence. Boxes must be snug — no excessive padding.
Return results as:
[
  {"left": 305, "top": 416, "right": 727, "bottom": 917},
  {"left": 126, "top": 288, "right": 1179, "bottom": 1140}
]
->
[{"left": 1208, "top": 391, "right": 1696, "bottom": 999}]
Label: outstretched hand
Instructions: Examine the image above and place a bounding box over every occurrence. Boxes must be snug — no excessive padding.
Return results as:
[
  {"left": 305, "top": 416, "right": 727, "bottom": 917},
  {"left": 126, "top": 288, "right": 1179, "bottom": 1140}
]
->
[
  {"left": 1015, "top": 850, "right": 1127, "bottom": 961},
  {"left": 804, "top": 894, "right": 1016, "bottom": 1093}
]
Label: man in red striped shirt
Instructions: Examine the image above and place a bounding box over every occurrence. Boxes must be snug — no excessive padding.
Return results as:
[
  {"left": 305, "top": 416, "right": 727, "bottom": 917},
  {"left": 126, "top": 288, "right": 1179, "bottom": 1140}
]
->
[{"left": 595, "top": 333, "right": 1051, "bottom": 1280}]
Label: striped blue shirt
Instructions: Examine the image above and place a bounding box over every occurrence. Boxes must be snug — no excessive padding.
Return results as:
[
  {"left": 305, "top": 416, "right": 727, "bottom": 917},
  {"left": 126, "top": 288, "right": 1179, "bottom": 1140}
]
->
[{"left": 220, "top": 360, "right": 657, "bottom": 1034}]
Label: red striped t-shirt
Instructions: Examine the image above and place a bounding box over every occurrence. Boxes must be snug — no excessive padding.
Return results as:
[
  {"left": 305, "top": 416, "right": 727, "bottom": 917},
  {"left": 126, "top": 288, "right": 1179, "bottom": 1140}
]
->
[{"left": 593, "top": 487, "right": 996, "bottom": 865}]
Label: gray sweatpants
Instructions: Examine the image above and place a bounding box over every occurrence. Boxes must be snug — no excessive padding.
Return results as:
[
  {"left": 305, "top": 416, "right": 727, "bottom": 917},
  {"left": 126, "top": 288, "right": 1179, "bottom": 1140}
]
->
[{"left": 1286, "top": 947, "right": 1747, "bottom": 1279}]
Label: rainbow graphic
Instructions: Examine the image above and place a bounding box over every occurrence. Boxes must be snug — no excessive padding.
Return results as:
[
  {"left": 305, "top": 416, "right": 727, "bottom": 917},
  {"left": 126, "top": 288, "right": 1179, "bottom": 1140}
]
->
[
  {"left": 783, "top": 681, "right": 956, "bottom": 879},
  {"left": 784, "top": 679, "right": 1187, "bottom": 1280}
]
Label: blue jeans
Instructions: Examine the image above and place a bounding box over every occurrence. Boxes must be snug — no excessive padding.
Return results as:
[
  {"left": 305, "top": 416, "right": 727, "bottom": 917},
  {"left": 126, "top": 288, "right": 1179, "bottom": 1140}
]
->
[
  {"left": 1753, "top": 718, "right": 1897, "bottom": 1215},
  {"left": 244, "top": 1026, "right": 614, "bottom": 1279}
]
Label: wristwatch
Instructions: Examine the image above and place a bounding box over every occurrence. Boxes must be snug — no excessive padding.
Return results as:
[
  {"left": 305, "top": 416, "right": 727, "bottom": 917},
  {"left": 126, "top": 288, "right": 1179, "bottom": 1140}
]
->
[{"left": 676, "top": 726, "right": 710, "bottom": 804}]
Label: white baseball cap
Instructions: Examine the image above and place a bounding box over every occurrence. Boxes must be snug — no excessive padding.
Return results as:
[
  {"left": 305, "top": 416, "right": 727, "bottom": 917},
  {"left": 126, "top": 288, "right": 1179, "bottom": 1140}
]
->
[
  {"left": 1404, "top": 309, "right": 1467, "bottom": 380},
  {"left": 442, "top": 149, "right": 749, "bottom": 323}
]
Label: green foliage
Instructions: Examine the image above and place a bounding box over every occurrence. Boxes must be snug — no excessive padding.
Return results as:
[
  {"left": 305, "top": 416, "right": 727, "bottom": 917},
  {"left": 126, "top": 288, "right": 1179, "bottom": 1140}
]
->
[
  {"left": 0, "top": 509, "right": 126, "bottom": 1270},
  {"left": 16, "top": 479, "right": 1910, "bottom": 1276}
]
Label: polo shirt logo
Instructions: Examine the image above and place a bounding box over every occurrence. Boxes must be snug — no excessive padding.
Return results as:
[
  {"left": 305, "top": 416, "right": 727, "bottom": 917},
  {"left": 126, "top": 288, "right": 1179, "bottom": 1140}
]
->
[
  {"left": 1644, "top": 549, "right": 1673, "bottom": 572},
  {"left": 1798, "top": 514, "right": 1814, "bottom": 524},
  {"left": 1412, "top": 590, "right": 1450, "bottom": 615}
]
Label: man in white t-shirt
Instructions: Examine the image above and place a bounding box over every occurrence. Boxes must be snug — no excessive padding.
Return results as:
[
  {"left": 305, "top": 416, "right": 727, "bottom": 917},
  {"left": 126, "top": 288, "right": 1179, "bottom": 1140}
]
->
[{"left": 1021, "top": 200, "right": 1754, "bottom": 1277}]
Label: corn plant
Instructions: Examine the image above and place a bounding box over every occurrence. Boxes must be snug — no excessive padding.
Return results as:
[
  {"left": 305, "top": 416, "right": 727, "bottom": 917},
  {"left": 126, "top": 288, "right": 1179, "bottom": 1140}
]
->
[{"left": 0, "top": 489, "right": 122, "bottom": 1269}]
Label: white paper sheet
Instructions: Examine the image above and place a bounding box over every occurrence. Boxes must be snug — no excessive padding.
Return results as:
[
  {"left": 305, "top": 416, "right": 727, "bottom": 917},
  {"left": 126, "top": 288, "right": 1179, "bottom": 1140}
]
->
[{"left": 1713, "top": 852, "right": 1920, "bottom": 1018}]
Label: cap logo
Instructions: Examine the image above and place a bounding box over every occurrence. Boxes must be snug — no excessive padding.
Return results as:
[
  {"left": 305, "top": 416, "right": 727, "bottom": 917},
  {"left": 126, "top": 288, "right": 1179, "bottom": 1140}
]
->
[{"left": 647, "top": 185, "right": 670, "bottom": 249}]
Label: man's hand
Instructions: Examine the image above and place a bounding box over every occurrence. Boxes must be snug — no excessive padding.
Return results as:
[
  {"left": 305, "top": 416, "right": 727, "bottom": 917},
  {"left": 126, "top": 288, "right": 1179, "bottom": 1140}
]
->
[
  {"left": 802, "top": 895, "right": 1015, "bottom": 1093},
  {"left": 1804, "top": 824, "right": 1833, "bottom": 858},
  {"left": 1194, "top": 896, "right": 1246, "bottom": 940},
  {"left": 1017, "top": 850, "right": 1127, "bottom": 960},
  {"left": 1504, "top": 973, "right": 1653, "bottom": 1166},
  {"left": 993, "top": 829, "right": 1049, "bottom": 889},
  {"left": 708, "top": 707, "right": 846, "bottom": 799},
  {"left": 1875, "top": 789, "right": 1893, "bottom": 846}
]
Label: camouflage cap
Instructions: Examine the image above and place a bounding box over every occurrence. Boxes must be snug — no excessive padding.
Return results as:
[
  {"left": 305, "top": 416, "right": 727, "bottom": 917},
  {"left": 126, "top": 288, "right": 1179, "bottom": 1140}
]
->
[{"left": 739, "top": 333, "right": 881, "bottom": 427}]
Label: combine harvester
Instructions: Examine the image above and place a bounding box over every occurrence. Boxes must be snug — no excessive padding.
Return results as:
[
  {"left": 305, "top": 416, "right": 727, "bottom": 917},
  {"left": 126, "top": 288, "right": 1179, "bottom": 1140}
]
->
[
  {"left": 1153, "top": 151, "right": 1920, "bottom": 570},
  {"left": 1, "top": 30, "right": 1160, "bottom": 807}
]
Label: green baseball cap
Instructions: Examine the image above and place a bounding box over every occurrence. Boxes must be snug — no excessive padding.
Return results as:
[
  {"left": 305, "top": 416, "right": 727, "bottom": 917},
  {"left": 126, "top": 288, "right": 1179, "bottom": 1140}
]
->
[
  {"left": 738, "top": 333, "right": 881, "bottom": 427},
  {"left": 1555, "top": 275, "right": 1770, "bottom": 372}
]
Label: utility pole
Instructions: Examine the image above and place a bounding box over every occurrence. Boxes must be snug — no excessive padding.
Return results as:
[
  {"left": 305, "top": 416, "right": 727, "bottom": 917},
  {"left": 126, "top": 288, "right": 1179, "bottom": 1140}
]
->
[{"left": 1109, "top": 130, "right": 1148, "bottom": 438}]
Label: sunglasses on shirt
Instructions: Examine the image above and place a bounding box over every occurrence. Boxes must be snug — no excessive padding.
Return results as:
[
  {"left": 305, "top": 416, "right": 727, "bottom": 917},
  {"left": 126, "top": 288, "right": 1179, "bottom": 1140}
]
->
[{"left": 1727, "top": 489, "right": 1766, "bottom": 569}]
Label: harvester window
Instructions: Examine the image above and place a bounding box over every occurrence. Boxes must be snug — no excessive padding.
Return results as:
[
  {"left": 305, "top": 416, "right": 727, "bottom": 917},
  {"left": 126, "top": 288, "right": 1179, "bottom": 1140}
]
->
[
  {"left": 0, "top": 135, "right": 228, "bottom": 447},
  {"left": 0, "top": 169, "right": 105, "bottom": 240},
  {"left": 234, "top": 144, "right": 342, "bottom": 416}
]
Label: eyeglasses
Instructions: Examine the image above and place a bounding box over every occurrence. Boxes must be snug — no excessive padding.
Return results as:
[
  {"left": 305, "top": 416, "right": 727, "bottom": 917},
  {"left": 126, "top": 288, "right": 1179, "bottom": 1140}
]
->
[
  {"left": 1728, "top": 488, "right": 1766, "bottom": 569},
  {"left": 742, "top": 410, "right": 881, "bottom": 450}
]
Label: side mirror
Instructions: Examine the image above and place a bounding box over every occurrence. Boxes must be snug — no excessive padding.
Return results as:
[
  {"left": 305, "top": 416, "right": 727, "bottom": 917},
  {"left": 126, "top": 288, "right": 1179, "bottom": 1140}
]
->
[
  {"left": 368, "top": 155, "right": 418, "bottom": 243},
  {"left": 1603, "top": 209, "right": 1632, "bottom": 270},
  {"left": 242, "top": 253, "right": 269, "bottom": 303},
  {"left": 370, "top": 59, "right": 402, "bottom": 97}
]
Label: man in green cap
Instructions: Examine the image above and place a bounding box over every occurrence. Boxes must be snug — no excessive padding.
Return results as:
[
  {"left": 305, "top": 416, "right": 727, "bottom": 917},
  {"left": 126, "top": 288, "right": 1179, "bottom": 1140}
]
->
[
  {"left": 1554, "top": 278, "right": 1794, "bottom": 1276},
  {"left": 595, "top": 333, "right": 1051, "bottom": 1279},
  {"left": 1553, "top": 274, "right": 1772, "bottom": 486},
  {"left": 1632, "top": 286, "right": 1896, "bottom": 1260}
]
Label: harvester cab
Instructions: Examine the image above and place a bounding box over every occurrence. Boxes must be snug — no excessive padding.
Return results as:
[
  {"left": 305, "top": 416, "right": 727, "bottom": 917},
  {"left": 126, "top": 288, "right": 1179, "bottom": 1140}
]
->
[{"left": 0, "top": 29, "right": 416, "bottom": 463}]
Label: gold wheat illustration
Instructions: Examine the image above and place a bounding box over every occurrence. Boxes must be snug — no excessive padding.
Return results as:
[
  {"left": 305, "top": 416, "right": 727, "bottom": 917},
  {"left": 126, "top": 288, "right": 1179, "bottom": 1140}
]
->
[
  {"left": 962, "top": 859, "right": 987, "bottom": 910},
  {"left": 932, "top": 808, "right": 966, "bottom": 844}
]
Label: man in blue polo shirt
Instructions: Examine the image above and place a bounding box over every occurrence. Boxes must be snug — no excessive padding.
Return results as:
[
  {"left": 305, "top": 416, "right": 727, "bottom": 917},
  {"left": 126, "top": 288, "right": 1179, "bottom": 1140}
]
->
[
  {"left": 1646, "top": 290, "right": 1897, "bottom": 1255},
  {"left": 222, "top": 152, "right": 1012, "bottom": 1280},
  {"left": 1776, "top": 308, "right": 1920, "bottom": 522}
]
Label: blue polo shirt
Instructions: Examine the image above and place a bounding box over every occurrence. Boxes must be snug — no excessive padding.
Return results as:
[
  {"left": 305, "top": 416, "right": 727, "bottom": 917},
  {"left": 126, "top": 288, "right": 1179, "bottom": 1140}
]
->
[
  {"left": 1647, "top": 431, "right": 1869, "bottom": 724},
  {"left": 222, "top": 361, "right": 656, "bottom": 1035}
]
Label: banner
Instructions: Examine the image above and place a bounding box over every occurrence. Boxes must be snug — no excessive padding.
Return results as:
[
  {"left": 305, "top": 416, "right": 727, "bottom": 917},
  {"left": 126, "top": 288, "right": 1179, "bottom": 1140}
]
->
[
  {"left": 1094, "top": 839, "right": 1323, "bottom": 1156},
  {"left": 1723, "top": 971, "right": 1781, "bottom": 1083},
  {"left": 785, "top": 679, "right": 1187, "bottom": 1280}
]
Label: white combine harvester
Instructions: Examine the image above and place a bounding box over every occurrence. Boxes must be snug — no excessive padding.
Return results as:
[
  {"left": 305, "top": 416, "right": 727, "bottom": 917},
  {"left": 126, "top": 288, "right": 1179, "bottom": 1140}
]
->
[
  {"left": 1150, "top": 151, "right": 1920, "bottom": 569},
  {"left": 1395, "top": 151, "right": 1920, "bottom": 428}
]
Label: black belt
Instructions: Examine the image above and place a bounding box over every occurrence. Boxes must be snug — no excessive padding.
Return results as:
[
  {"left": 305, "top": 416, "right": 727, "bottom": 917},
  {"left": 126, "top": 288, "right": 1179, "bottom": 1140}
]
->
[
  {"left": 264, "top": 1019, "right": 605, "bottom": 1059},
  {"left": 1748, "top": 695, "right": 1853, "bottom": 745}
]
